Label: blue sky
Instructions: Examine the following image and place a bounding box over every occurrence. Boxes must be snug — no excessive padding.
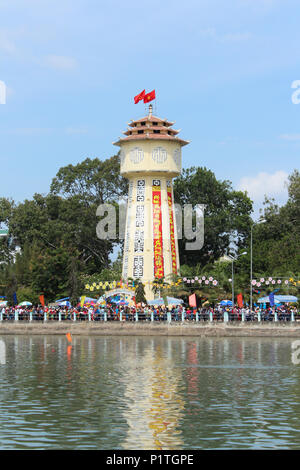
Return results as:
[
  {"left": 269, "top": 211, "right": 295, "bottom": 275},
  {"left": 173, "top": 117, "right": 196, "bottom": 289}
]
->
[{"left": 0, "top": 0, "right": 299, "bottom": 216}]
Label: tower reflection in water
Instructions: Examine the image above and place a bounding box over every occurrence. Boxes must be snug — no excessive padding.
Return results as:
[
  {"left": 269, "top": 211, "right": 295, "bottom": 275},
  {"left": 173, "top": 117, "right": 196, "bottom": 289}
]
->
[{"left": 120, "top": 338, "right": 184, "bottom": 450}]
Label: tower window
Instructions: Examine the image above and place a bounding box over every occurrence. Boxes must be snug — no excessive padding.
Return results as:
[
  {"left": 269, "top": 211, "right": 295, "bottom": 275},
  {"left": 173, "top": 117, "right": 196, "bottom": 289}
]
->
[
  {"left": 141, "top": 122, "right": 146, "bottom": 126},
  {"left": 153, "top": 122, "right": 158, "bottom": 126},
  {"left": 153, "top": 130, "right": 160, "bottom": 134},
  {"left": 138, "top": 130, "right": 144, "bottom": 134}
]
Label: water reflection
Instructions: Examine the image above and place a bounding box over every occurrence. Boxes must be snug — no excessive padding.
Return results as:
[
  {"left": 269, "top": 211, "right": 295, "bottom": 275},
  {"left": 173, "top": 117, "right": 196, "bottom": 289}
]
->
[
  {"left": 0, "top": 336, "right": 300, "bottom": 449},
  {"left": 120, "top": 339, "right": 184, "bottom": 449}
]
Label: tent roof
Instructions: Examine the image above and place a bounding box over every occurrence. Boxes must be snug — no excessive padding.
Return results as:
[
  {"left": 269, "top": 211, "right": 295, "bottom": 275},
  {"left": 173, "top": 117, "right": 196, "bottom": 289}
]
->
[
  {"left": 147, "top": 298, "right": 164, "bottom": 306},
  {"left": 258, "top": 295, "right": 298, "bottom": 304}
]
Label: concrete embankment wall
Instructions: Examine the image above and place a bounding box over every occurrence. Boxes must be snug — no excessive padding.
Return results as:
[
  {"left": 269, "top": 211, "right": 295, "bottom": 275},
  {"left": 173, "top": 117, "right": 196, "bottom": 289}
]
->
[{"left": 1, "top": 322, "right": 300, "bottom": 337}]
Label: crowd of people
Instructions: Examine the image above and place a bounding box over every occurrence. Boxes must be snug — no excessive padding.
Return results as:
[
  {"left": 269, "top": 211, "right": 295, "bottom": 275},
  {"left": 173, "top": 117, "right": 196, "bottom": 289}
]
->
[{"left": 0, "top": 303, "right": 298, "bottom": 322}]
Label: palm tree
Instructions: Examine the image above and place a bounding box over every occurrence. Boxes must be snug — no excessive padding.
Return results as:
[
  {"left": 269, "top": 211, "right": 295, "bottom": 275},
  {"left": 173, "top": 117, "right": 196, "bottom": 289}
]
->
[{"left": 151, "top": 276, "right": 169, "bottom": 298}]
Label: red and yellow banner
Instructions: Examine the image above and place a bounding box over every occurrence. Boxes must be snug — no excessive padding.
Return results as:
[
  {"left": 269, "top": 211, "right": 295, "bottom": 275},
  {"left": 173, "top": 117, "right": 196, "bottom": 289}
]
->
[
  {"left": 152, "top": 182, "right": 164, "bottom": 278},
  {"left": 167, "top": 184, "right": 178, "bottom": 275}
]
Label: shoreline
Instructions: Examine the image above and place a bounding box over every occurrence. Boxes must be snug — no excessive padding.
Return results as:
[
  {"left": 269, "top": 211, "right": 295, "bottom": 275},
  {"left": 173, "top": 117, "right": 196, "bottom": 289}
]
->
[{"left": 1, "top": 321, "right": 300, "bottom": 337}]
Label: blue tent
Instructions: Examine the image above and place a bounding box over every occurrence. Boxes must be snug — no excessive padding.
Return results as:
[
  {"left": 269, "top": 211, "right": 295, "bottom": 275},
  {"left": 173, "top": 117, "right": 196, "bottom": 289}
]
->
[
  {"left": 58, "top": 300, "right": 71, "bottom": 307},
  {"left": 56, "top": 297, "right": 70, "bottom": 302},
  {"left": 220, "top": 300, "right": 233, "bottom": 306},
  {"left": 147, "top": 298, "right": 164, "bottom": 306},
  {"left": 166, "top": 296, "right": 184, "bottom": 305},
  {"left": 258, "top": 295, "right": 298, "bottom": 304}
]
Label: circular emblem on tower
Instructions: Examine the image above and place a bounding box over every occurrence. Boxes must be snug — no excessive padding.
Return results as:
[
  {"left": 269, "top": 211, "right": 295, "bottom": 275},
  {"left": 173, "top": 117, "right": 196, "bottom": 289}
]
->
[
  {"left": 152, "top": 147, "right": 167, "bottom": 164},
  {"left": 130, "top": 147, "right": 144, "bottom": 164}
]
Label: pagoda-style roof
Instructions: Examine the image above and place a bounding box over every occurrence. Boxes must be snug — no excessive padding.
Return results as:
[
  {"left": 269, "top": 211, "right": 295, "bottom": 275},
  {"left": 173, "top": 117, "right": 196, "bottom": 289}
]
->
[
  {"left": 113, "top": 105, "right": 189, "bottom": 147},
  {"left": 129, "top": 115, "right": 174, "bottom": 127}
]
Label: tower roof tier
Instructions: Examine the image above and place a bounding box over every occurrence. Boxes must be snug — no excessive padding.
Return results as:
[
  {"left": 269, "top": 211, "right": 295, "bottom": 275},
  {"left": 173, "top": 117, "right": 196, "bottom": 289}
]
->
[
  {"left": 123, "top": 126, "right": 179, "bottom": 136},
  {"left": 113, "top": 107, "right": 189, "bottom": 147},
  {"left": 129, "top": 116, "right": 174, "bottom": 127}
]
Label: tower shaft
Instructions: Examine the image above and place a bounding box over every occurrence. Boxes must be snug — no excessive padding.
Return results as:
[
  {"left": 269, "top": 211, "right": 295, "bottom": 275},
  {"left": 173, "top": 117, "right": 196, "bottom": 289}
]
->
[{"left": 114, "top": 108, "right": 189, "bottom": 300}]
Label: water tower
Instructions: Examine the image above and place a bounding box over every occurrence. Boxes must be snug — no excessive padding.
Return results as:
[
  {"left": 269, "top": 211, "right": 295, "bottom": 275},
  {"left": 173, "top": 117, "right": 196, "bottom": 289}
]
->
[{"left": 113, "top": 104, "right": 189, "bottom": 299}]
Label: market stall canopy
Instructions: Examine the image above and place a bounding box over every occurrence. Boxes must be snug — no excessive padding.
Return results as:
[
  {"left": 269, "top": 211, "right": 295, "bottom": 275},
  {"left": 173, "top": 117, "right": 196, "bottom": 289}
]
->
[
  {"left": 220, "top": 300, "right": 233, "bottom": 306},
  {"left": 258, "top": 295, "right": 298, "bottom": 304},
  {"left": 18, "top": 301, "right": 32, "bottom": 306},
  {"left": 166, "top": 296, "right": 183, "bottom": 306},
  {"left": 0, "top": 301, "right": 8, "bottom": 307},
  {"left": 58, "top": 300, "right": 71, "bottom": 307},
  {"left": 147, "top": 298, "right": 164, "bottom": 306}
]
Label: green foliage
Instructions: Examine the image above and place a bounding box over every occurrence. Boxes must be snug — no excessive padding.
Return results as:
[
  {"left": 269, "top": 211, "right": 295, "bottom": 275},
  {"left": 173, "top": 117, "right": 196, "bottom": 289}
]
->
[
  {"left": 16, "top": 287, "right": 39, "bottom": 305},
  {"left": 174, "top": 167, "right": 253, "bottom": 266},
  {"left": 0, "top": 152, "right": 298, "bottom": 305},
  {"left": 135, "top": 281, "right": 146, "bottom": 304},
  {"left": 50, "top": 154, "right": 128, "bottom": 204}
]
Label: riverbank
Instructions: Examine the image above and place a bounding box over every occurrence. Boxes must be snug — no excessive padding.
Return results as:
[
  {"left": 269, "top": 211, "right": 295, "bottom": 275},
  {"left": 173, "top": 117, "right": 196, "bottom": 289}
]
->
[{"left": 2, "top": 321, "right": 300, "bottom": 336}]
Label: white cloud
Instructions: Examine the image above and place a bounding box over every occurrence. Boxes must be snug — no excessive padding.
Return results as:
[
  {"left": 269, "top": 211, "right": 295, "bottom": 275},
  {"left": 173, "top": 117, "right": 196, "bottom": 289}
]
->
[
  {"left": 237, "top": 170, "right": 289, "bottom": 202},
  {"left": 43, "top": 54, "right": 78, "bottom": 71},
  {"left": 221, "top": 32, "right": 252, "bottom": 42},
  {"left": 197, "top": 28, "right": 252, "bottom": 43},
  {"left": 65, "top": 126, "right": 88, "bottom": 135},
  {"left": 0, "top": 30, "right": 16, "bottom": 53},
  {"left": 236, "top": 0, "right": 279, "bottom": 9},
  {"left": 0, "top": 128, "right": 53, "bottom": 136},
  {"left": 279, "top": 134, "right": 300, "bottom": 141}
]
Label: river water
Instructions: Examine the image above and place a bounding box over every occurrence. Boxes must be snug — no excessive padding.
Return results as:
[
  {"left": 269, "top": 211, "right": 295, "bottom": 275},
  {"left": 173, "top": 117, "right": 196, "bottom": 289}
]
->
[{"left": 0, "top": 335, "right": 300, "bottom": 449}]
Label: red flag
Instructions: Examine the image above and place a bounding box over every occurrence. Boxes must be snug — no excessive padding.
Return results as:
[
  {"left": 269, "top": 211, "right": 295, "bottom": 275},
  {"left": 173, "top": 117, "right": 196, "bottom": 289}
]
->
[
  {"left": 144, "top": 89, "right": 156, "bottom": 103},
  {"left": 189, "top": 294, "right": 197, "bottom": 308},
  {"left": 237, "top": 293, "right": 243, "bottom": 308},
  {"left": 134, "top": 89, "right": 145, "bottom": 104},
  {"left": 39, "top": 295, "right": 45, "bottom": 306}
]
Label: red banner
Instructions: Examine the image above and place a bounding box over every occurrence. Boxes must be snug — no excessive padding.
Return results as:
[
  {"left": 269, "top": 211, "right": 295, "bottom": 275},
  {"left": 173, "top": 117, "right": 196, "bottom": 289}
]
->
[
  {"left": 167, "top": 184, "right": 178, "bottom": 275},
  {"left": 144, "top": 89, "right": 156, "bottom": 103},
  {"left": 237, "top": 293, "right": 243, "bottom": 308},
  {"left": 152, "top": 182, "right": 164, "bottom": 278},
  {"left": 189, "top": 294, "right": 197, "bottom": 308},
  {"left": 134, "top": 89, "right": 145, "bottom": 104}
]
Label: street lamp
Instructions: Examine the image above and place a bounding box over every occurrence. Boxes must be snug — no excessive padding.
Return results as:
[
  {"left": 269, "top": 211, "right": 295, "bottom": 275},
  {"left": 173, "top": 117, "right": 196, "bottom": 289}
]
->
[
  {"left": 228, "top": 252, "right": 247, "bottom": 308},
  {"left": 250, "top": 218, "right": 266, "bottom": 312}
]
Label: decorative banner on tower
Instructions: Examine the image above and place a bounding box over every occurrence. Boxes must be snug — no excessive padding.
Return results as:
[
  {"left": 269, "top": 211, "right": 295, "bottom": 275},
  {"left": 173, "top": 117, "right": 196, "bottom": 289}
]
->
[
  {"left": 152, "top": 179, "right": 164, "bottom": 279},
  {"left": 122, "top": 180, "right": 134, "bottom": 280},
  {"left": 167, "top": 181, "right": 178, "bottom": 275},
  {"left": 136, "top": 180, "right": 145, "bottom": 202},
  {"left": 133, "top": 256, "right": 144, "bottom": 278}
]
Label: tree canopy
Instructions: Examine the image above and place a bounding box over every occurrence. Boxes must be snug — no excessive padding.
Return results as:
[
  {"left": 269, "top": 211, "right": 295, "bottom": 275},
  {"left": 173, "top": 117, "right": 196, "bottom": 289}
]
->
[{"left": 0, "top": 153, "right": 298, "bottom": 305}]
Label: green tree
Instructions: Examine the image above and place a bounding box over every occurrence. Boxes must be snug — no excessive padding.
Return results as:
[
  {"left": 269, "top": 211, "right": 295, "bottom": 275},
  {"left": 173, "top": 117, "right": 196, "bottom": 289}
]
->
[
  {"left": 135, "top": 281, "right": 146, "bottom": 304},
  {"left": 50, "top": 155, "right": 127, "bottom": 204},
  {"left": 174, "top": 167, "right": 253, "bottom": 267}
]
